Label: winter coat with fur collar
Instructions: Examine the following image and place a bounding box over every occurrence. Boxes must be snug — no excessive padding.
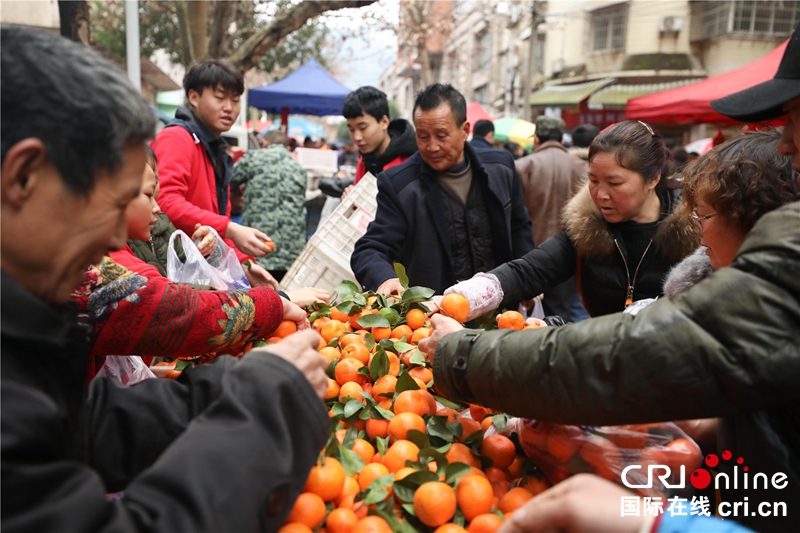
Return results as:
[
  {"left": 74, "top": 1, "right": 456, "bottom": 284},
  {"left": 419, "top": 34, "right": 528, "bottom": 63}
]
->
[{"left": 492, "top": 183, "right": 699, "bottom": 317}]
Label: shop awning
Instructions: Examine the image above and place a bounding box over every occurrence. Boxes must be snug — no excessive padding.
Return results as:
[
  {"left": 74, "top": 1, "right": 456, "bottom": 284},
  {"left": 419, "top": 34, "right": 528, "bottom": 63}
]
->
[
  {"left": 529, "top": 78, "right": 615, "bottom": 107},
  {"left": 588, "top": 80, "right": 700, "bottom": 108}
]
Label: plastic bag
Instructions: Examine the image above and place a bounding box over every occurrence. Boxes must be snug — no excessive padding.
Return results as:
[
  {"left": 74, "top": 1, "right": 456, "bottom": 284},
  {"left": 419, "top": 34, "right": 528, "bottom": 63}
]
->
[
  {"left": 95, "top": 356, "right": 156, "bottom": 385},
  {"left": 505, "top": 418, "right": 702, "bottom": 497},
  {"left": 167, "top": 229, "right": 250, "bottom": 290}
]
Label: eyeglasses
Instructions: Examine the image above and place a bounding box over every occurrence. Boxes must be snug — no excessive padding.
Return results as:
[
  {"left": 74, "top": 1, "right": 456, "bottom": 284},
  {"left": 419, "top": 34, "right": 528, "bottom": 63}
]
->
[{"left": 689, "top": 211, "right": 717, "bottom": 233}]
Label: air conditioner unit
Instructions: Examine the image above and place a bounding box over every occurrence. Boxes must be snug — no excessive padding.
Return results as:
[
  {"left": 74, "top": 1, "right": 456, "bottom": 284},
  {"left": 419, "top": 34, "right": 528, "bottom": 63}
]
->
[{"left": 659, "top": 16, "right": 684, "bottom": 32}]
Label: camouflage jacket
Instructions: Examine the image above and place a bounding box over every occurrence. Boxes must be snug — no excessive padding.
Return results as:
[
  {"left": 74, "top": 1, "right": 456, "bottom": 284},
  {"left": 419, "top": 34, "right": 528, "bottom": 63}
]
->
[{"left": 231, "top": 144, "right": 307, "bottom": 270}]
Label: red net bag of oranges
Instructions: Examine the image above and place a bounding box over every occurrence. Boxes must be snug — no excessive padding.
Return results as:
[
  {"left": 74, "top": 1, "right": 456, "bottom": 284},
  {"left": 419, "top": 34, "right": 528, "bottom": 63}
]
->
[{"left": 506, "top": 419, "right": 702, "bottom": 497}]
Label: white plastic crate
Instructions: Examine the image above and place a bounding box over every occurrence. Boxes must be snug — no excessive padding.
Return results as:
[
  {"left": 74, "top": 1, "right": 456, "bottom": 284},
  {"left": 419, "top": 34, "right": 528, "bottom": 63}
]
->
[
  {"left": 295, "top": 147, "right": 339, "bottom": 174},
  {"left": 280, "top": 172, "right": 378, "bottom": 293}
]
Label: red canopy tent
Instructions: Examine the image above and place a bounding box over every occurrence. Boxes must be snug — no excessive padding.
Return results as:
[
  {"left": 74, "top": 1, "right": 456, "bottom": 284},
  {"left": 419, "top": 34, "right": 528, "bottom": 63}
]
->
[
  {"left": 466, "top": 102, "right": 495, "bottom": 132},
  {"left": 625, "top": 40, "right": 788, "bottom": 126}
]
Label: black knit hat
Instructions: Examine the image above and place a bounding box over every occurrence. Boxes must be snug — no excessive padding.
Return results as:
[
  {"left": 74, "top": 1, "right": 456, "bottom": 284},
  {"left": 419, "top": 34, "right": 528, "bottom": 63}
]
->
[{"left": 710, "top": 23, "right": 800, "bottom": 122}]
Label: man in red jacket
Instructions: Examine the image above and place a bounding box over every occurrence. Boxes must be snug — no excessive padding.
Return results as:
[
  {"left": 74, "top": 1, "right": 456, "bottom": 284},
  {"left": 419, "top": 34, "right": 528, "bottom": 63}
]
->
[
  {"left": 341, "top": 86, "right": 418, "bottom": 194},
  {"left": 152, "top": 60, "right": 278, "bottom": 288}
]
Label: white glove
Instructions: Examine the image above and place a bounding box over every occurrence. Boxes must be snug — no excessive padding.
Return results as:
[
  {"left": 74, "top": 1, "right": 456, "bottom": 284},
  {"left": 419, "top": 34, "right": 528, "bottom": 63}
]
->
[
  {"left": 623, "top": 297, "right": 657, "bottom": 316},
  {"left": 444, "top": 273, "right": 504, "bottom": 321}
]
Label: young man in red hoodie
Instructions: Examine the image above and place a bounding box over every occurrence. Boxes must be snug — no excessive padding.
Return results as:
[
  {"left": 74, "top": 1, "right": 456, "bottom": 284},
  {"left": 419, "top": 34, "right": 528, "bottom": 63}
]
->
[
  {"left": 152, "top": 60, "right": 278, "bottom": 288},
  {"left": 340, "top": 86, "right": 418, "bottom": 194}
]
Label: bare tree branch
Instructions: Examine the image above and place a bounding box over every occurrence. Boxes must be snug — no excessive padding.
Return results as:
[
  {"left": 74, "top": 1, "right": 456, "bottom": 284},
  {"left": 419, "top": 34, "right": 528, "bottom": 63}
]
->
[
  {"left": 227, "top": 0, "right": 377, "bottom": 73},
  {"left": 175, "top": 0, "right": 195, "bottom": 65}
]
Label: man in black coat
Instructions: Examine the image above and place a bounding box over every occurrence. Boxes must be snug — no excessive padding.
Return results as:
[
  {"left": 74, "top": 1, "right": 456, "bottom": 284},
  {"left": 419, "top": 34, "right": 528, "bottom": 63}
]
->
[
  {"left": 469, "top": 119, "right": 496, "bottom": 150},
  {"left": 351, "top": 84, "right": 534, "bottom": 295},
  {"left": 1, "top": 26, "right": 329, "bottom": 532}
]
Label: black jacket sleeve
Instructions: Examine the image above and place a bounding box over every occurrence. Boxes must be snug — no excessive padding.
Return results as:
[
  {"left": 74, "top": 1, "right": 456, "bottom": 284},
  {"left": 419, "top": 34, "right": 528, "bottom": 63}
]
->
[
  {"left": 2, "top": 353, "right": 329, "bottom": 533},
  {"left": 491, "top": 231, "right": 577, "bottom": 309}
]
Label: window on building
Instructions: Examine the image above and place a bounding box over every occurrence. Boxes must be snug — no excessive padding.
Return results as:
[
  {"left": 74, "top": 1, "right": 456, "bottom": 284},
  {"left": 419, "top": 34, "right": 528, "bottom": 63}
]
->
[
  {"left": 697, "top": 1, "right": 800, "bottom": 39},
  {"left": 477, "top": 31, "right": 491, "bottom": 71},
  {"left": 474, "top": 84, "right": 489, "bottom": 105},
  {"left": 590, "top": 3, "right": 628, "bottom": 52}
]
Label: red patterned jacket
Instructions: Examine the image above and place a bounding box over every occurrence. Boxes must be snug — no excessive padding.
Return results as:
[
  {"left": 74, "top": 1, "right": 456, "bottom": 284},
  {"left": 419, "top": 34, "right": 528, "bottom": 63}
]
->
[{"left": 73, "top": 257, "right": 284, "bottom": 378}]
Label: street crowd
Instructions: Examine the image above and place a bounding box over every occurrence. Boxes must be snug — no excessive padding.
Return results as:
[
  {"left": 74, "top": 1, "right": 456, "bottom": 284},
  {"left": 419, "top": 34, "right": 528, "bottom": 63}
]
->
[{"left": 2, "top": 21, "right": 799, "bottom": 533}]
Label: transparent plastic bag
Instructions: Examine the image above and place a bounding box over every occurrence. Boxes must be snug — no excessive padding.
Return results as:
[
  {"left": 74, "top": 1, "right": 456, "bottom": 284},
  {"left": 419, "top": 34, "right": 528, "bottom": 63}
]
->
[
  {"left": 504, "top": 418, "right": 702, "bottom": 497},
  {"left": 167, "top": 229, "right": 250, "bottom": 290},
  {"left": 95, "top": 356, "right": 156, "bottom": 385}
]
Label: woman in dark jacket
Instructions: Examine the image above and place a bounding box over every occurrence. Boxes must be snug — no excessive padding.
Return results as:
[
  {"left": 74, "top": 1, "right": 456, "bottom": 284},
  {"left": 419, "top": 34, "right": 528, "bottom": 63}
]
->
[{"left": 444, "top": 120, "right": 699, "bottom": 319}]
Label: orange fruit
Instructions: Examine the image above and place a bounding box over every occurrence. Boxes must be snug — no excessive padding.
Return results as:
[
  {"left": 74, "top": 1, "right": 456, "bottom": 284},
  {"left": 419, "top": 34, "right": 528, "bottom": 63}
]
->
[
  {"left": 387, "top": 411, "right": 426, "bottom": 442},
  {"left": 436, "top": 408, "right": 461, "bottom": 423},
  {"left": 286, "top": 492, "right": 326, "bottom": 529},
  {"left": 518, "top": 474, "right": 551, "bottom": 496},
  {"left": 339, "top": 333, "right": 366, "bottom": 349},
  {"left": 480, "top": 417, "right": 494, "bottom": 433},
  {"left": 414, "top": 481, "right": 457, "bottom": 527},
  {"left": 319, "top": 346, "right": 341, "bottom": 364},
  {"left": 366, "top": 417, "right": 391, "bottom": 440},
  {"left": 372, "top": 326, "right": 392, "bottom": 341},
  {"left": 330, "top": 307, "right": 352, "bottom": 323},
  {"left": 372, "top": 375, "right": 397, "bottom": 398},
  {"left": 468, "top": 404, "right": 495, "bottom": 422},
  {"left": 406, "top": 308, "right": 426, "bottom": 330},
  {"left": 351, "top": 438, "right": 376, "bottom": 464},
  {"left": 342, "top": 343, "right": 370, "bottom": 365},
  {"left": 348, "top": 312, "right": 365, "bottom": 330},
  {"left": 304, "top": 456, "right": 346, "bottom": 502},
  {"left": 496, "top": 310, "right": 525, "bottom": 330},
  {"left": 457, "top": 418, "right": 482, "bottom": 442},
  {"left": 339, "top": 381, "right": 365, "bottom": 403},
  {"left": 506, "top": 454, "right": 525, "bottom": 480},
  {"left": 273, "top": 319, "right": 297, "bottom": 338},
  {"left": 164, "top": 369, "right": 182, "bottom": 379},
  {"left": 444, "top": 442, "right": 480, "bottom": 468},
  {"left": 580, "top": 435, "right": 622, "bottom": 481},
  {"left": 439, "top": 293, "right": 470, "bottom": 323},
  {"left": 411, "top": 327, "right": 431, "bottom": 345},
  {"left": 546, "top": 425, "right": 583, "bottom": 462},
  {"left": 386, "top": 352, "right": 401, "bottom": 376},
  {"left": 491, "top": 479, "right": 510, "bottom": 499},
  {"left": 408, "top": 366, "right": 433, "bottom": 385},
  {"left": 393, "top": 389, "right": 432, "bottom": 416},
  {"left": 377, "top": 398, "right": 393, "bottom": 411},
  {"left": 434, "top": 525, "right": 468, "bottom": 533},
  {"left": 497, "top": 487, "right": 533, "bottom": 514},
  {"left": 391, "top": 324, "right": 413, "bottom": 340},
  {"left": 418, "top": 388, "right": 437, "bottom": 414},
  {"left": 312, "top": 317, "right": 330, "bottom": 332},
  {"left": 484, "top": 466, "right": 508, "bottom": 484},
  {"left": 467, "top": 513, "right": 504, "bottom": 533},
  {"left": 334, "top": 358, "right": 366, "bottom": 386},
  {"left": 357, "top": 462, "right": 390, "bottom": 490},
  {"left": 382, "top": 439, "right": 420, "bottom": 473},
  {"left": 321, "top": 320, "right": 348, "bottom": 343},
  {"left": 325, "top": 378, "right": 341, "bottom": 400},
  {"left": 352, "top": 516, "right": 392, "bottom": 533},
  {"left": 335, "top": 476, "right": 360, "bottom": 506},
  {"left": 666, "top": 437, "right": 702, "bottom": 474},
  {"left": 278, "top": 524, "right": 313, "bottom": 533},
  {"left": 480, "top": 435, "right": 516, "bottom": 469},
  {"left": 456, "top": 475, "right": 494, "bottom": 520},
  {"left": 394, "top": 466, "right": 417, "bottom": 481},
  {"left": 326, "top": 507, "right": 358, "bottom": 533}
]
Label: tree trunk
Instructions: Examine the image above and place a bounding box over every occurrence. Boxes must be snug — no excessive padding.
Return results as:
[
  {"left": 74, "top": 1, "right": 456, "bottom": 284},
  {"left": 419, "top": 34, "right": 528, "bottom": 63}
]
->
[
  {"left": 228, "top": 0, "right": 377, "bottom": 73},
  {"left": 418, "top": 36, "right": 433, "bottom": 88},
  {"left": 187, "top": 0, "right": 209, "bottom": 60},
  {"left": 58, "top": 0, "right": 91, "bottom": 45},
  {"left": 175, "top": 1, "right": 195, "bottom": 65},
  {"left": 207, "top": 0, "right": 236, "bottom": 59}
]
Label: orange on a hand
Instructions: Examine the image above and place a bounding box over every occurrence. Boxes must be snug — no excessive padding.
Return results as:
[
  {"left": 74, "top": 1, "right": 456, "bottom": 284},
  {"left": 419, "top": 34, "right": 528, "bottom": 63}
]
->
[
  {"left": 406, "top": 308, "right": 426, "bottom": 330},
  {"left": 326, "top": 508, "right": 359, "bottom": 533},
  {"left": 497, "top": 486, "right": 533, "bottom": 514},
  {"left": 393, "top": 390, "right": 432, "bottom": 416},
  {"left": 286, "top": 492, "right": 326, "bottom": 529},
  {"left": 334, "top": 357, "right": 366, "bottom": 386},
  {"left": 480, "top": 434, "right": 516, "bottom": 470},
  {"left": 467, "top": 513, "right": 504, "bottom": 533},
  {"left": 456, "top": 475, "right": 494, "bottom": 521},
  {"left": 381, "top": 439, "right": 420, "bottom": 473},
  {"left": 413, "top": 481, "right": 457, "bottom": 527},
  {"left": 321, "top": 320, "right": 348, "bottom": 343},
  {"left": 496, "top": 310, "right": 525, "bottom": 330},
  {"left": 387, "top": 411, "right": 426, "bottom": 442},
  {"left": 439, "top": 293, "right": 470, "bottom": 323},
  {"left": 273, "top": 320, "right": 297, "bottom": 339},
  {"left": 304, "top": 456, "right": 346, "bottom": 502},
  {"left": 357, "top": 462, "right": 389, "bottom": 490},
  {"left": 264, "top": 239, "right": 276, "bottom": 252},
  {"left": 341, "top": 342, "right": 370, "bottom": 365}
]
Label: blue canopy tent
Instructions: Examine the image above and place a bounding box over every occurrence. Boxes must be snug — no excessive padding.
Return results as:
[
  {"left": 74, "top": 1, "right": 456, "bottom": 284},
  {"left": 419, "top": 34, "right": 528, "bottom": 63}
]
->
[{"left": 248, "top": 58, "right": 352, "bottom": 116}]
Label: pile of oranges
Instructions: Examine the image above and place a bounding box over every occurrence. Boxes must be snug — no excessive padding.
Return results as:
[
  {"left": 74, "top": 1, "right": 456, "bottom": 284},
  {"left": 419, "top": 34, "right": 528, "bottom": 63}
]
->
[{"left": 273, "top": 283, "right": 551, "bottom": 533}]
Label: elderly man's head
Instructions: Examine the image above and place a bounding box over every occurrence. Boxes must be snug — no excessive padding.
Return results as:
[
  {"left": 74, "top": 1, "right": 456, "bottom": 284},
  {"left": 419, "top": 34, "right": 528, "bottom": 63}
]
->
[
  {"left": 1, "top": 26, "right": 155, "bottom": 303},
  {"left": 412, "top": 84, "right": 470, "bottom": 172}
]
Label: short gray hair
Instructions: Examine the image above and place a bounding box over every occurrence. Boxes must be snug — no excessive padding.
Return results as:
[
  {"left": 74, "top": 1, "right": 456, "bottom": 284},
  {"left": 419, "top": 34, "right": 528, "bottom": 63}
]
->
[
  {"left": 263, "top": 130, "right": 287, "bottom": 146},
  {"left": 1, "top": 25, "right": 156, "bottom": 195}
]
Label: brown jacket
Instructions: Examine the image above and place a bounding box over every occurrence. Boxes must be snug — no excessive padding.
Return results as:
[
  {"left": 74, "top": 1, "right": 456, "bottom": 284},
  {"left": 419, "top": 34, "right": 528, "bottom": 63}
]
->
[{"left": 515, "top": 140, "right": 587, "bottom": 246}]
